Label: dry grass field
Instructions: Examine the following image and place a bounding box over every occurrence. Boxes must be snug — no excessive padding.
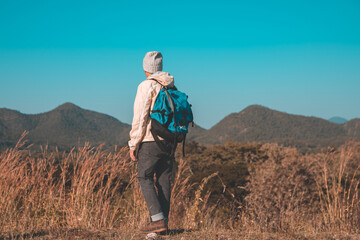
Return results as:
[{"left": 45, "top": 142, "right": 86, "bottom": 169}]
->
[{"left": 0, "top": 132, "right": 359, "bottom": 239}]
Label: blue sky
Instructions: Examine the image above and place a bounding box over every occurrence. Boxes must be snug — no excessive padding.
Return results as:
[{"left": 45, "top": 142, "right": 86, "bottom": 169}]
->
[{"left": 0, "top": 0, "right": 359, "bottom": 129}]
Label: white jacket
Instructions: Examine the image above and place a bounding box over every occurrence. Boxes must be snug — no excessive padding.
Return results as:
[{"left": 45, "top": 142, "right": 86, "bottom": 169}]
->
[{"left": 128, "top": 72, "right": 175, "bottom": 151}]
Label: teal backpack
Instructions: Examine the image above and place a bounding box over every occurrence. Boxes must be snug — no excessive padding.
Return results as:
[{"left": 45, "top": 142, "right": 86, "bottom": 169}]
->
[{"left": 150, "top": 80, "right": 193, "bottom": 156}]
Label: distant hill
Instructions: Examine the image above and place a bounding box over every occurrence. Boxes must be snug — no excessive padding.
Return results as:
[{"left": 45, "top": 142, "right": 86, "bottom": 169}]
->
[
  {"left": 344, "top": 118, "right": 360, "bottom": 139},
  {"left": 0, "top": 103, "right": 131, "bottom": 150},
  {"left": 328, "top": 116, "right": 348, "bottom": 124},
  {"left": 187, "top": 123, "right": 207, "bottom": 141},
  {"left": 193, "top": 105, "right": 359, "bottom": 150},
  {"left": 1, "top": 103, "right": 359, "bottom": 151}
]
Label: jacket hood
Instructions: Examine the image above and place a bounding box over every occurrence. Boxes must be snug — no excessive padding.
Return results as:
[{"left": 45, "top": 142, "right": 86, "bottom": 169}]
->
[{"left": 147, "top": 71, "right": 174, "bottom": 88}]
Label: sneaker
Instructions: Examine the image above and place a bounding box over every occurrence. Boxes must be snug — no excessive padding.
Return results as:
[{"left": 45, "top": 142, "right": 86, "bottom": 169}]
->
[{"left": 140, "top": 219, "right": 168, "bottom": 234}]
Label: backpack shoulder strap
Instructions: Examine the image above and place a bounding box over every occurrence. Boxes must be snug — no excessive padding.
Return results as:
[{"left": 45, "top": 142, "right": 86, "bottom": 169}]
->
[
  {"left": 182, "top": 134, "right": 186, "bottom": 157},
  {"left": 149, "top": 79, "right": 178, "bottom": 90},
  {"left": 149, "top": 79, "right": 164, "bottom": 88}
]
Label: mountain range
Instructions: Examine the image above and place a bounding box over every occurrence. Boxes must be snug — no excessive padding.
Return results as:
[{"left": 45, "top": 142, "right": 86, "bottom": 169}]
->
[
  {"left": 0, "top": 103, "right": 359, "bottom": 151},
  {"left": 0, "top": 103, "right": 130, "bottom": 150},
  {"left": 194, "top": 105, "right": 360, "bottom": 150}
]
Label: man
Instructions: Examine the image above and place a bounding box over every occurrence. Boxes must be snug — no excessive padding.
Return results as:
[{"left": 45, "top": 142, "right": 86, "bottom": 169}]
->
[{"left": 128, "top": 51, "right": 175, "bottom": 234}]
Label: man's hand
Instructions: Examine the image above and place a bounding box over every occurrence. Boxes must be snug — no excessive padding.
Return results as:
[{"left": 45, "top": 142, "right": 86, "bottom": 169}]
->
[{"left": 129, "top": 149, "right": 137, "bottom": 161}]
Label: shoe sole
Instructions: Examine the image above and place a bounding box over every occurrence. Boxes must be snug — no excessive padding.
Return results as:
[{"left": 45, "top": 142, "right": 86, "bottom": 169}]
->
[{"left": 140, "top": 227, "right": 167, "bottom": 234}]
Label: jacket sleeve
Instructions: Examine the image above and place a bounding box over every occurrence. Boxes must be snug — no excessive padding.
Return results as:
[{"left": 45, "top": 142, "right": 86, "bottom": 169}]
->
[{"left": 128, "top": 81, "right": 156, "bottom": 151}]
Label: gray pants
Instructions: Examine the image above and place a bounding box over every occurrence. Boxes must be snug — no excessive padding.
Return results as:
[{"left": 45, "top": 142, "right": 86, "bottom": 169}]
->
[{"left": 137, "top": 141, "right": 174, "bottom": 222}]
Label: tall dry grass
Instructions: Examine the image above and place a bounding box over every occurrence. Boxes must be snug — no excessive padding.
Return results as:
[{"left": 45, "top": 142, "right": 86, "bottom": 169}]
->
[
  {"left": 0, "top": 133, "right": 359, "bottom": 237},
  {"left": 243, "top": 141, "right": 360, "bottom": 234},
  {"left": 0, "top": 132, "right": 215, "bottom": 237},
  {"left": 0, "top": 132, "right": 136, "bottom": 235},
  {"left": 316, "top": 142, "right": 360, "bottom": 231}
]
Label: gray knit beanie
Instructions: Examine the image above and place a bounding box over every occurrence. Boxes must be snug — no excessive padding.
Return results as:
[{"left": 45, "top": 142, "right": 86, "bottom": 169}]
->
[{"left": 143, "top": 51, "right": 163, "bottom": 74}]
